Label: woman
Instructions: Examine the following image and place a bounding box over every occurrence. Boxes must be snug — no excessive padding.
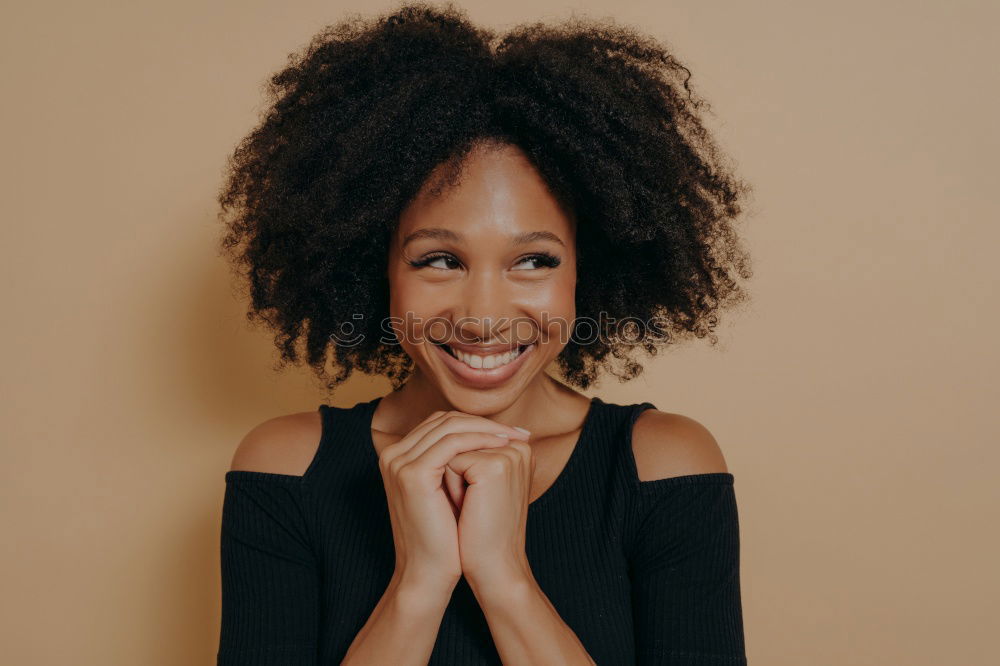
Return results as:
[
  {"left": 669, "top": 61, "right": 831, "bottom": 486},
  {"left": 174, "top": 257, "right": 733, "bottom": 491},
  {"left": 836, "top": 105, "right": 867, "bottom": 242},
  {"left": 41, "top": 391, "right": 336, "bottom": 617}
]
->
[{"left": 216, "top": 3, "right": 752, "bottom": 664}]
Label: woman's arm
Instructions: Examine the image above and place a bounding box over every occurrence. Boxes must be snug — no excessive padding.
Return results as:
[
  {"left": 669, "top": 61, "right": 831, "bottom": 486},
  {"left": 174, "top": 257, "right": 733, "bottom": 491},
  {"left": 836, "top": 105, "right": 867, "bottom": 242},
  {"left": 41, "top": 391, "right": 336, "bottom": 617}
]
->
[
  {"left": 628, "top": 477, "right": 746, "bottom": 664},
  {"left": 627, "top": 410, "right": 747, "bottom": 664},
  {"left": 218, "top": 472, "right": 322, "bottom": 665},
  {"left": 468, "top": 567, "right": 595, "bottom": 665},
  {"left": 340, "top": 572, "right": 454, "bottom": 665}
]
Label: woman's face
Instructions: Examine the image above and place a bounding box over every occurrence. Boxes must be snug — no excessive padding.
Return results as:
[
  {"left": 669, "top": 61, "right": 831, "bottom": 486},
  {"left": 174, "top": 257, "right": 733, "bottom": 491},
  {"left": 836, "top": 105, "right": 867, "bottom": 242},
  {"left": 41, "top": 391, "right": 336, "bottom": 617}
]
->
[{"left": 386, "top": 143, "right": 577, "bottom": 410}]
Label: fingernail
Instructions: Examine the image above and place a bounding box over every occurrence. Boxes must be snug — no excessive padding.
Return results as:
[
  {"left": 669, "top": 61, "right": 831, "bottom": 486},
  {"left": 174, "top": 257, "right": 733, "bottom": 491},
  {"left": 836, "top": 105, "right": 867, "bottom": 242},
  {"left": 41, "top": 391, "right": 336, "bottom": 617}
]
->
[
  {"left": 513, "top": 426, "right": 531, "bottom": 435},
  {"left": 495, "top": 433, "right": 509, "bottom": 438}
]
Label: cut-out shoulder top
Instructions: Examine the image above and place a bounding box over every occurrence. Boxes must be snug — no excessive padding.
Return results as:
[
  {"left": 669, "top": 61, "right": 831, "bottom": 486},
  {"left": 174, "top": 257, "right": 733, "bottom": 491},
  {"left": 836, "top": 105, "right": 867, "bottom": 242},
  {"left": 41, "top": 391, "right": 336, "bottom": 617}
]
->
[{"left": 217, "top": 396, "right": 747, "bottom": 665}]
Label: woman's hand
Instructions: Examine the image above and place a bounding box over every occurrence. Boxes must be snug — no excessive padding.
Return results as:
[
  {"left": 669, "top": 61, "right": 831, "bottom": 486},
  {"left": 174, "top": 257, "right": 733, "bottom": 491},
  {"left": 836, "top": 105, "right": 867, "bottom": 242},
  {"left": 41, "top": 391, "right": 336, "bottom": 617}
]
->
[
  {"left": 446, "top": 436, "right": 535, "bottom": 593},
  {"left": 377, "top": 410, "right": 531, "bottom": 597}
]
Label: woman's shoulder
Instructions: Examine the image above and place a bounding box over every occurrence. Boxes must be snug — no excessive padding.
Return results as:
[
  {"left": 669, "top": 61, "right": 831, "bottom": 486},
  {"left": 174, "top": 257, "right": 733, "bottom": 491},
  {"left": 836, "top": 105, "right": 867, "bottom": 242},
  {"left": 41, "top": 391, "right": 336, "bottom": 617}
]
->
[
  {"left": 228, "top": 409, "right": 324, "bottom": 477},
  {"left": 629, "top": 407, "right": 730, "bottom": 482}
]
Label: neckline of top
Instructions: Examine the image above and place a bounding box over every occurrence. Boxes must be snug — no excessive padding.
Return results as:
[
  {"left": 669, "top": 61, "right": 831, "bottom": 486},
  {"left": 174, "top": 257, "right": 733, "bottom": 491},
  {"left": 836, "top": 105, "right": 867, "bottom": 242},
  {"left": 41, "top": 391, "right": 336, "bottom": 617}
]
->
[{"left": 360, "top": 395, "right": 603, "bottom": 512}]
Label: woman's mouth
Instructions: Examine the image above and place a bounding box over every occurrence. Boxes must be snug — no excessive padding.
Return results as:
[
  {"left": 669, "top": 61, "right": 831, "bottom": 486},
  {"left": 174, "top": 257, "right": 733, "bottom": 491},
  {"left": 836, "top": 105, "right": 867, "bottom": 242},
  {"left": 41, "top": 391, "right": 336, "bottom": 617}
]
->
[{"left": 431, "top": 341, "right": 536, "bottom": 388}]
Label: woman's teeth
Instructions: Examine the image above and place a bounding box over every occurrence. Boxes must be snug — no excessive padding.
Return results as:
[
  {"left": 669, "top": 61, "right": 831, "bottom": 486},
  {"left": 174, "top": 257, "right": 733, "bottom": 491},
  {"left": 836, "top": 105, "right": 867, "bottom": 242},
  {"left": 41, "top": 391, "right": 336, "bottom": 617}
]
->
[{"left": 443, "top": 345, "right": 526, "bottom": 370}]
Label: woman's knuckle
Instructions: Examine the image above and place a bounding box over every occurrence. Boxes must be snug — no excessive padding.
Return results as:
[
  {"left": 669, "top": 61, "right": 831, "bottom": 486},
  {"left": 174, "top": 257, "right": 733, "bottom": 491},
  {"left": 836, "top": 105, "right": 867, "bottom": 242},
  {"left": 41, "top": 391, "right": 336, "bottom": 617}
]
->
[
  {"left": 437, "top": 431, "right": 462, "bottom": 445},
  {"left": 485, "top": 458, "right": 508, "bottom": 474},
  {"left": 388, "top": 456, "right": 406, "bottom": 476}
]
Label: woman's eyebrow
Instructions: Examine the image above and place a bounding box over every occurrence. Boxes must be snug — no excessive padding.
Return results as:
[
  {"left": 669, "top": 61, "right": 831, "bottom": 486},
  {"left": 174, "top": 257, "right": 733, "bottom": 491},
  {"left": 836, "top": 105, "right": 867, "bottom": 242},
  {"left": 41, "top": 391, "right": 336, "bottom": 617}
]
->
[
  {"left": 514, "top": 230, "right": 565, "bottom": 247},
  {"left": 402, "top": 227, "right": 565, "bottom": 248}
]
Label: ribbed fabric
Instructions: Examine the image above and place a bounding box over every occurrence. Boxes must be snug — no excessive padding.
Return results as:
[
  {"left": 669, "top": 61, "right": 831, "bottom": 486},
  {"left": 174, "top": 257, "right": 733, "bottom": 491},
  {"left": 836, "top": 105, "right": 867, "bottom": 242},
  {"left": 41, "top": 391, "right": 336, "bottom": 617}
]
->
[{"left": 218, "top": 396, "right": 747, "bottom": 665}]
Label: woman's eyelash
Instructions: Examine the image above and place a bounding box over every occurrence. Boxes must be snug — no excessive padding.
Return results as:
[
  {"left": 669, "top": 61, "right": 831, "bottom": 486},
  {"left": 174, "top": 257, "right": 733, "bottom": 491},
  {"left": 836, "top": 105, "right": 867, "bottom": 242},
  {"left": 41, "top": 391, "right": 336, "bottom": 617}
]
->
[
  {"left": 406, "top": 252, "right": 458, "bottom": 269},
  {"left": 407, "top": 251, "right": 561, "bottom": 270},
  {"left": 523, "top": 252, "right": 562, "bottom": 268}
]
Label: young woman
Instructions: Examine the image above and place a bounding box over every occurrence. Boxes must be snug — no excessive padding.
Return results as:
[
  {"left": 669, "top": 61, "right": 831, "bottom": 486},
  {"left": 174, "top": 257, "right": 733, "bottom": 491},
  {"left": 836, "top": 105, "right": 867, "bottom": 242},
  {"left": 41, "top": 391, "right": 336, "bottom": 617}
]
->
[{"left": 216, "top": 4, "right": 752, "bottom": 664}]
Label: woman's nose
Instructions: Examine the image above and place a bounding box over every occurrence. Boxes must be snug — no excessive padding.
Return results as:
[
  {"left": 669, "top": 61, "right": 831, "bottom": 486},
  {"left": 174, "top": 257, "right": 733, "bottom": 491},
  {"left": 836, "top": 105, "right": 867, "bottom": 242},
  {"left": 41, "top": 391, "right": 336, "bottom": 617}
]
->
[
  {"left": 452, "top": 316, "right": 503, "bottom": 345},
  {"left": 459, "top": 272, "right": 505, "bottom": 320}
]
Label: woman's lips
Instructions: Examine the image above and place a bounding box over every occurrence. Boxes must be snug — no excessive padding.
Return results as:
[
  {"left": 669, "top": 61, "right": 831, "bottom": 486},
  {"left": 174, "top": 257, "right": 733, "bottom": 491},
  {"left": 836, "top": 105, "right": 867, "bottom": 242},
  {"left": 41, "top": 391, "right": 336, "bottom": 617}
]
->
[{"left": 431, "top": 341, "right": 535, "bottom": 389}]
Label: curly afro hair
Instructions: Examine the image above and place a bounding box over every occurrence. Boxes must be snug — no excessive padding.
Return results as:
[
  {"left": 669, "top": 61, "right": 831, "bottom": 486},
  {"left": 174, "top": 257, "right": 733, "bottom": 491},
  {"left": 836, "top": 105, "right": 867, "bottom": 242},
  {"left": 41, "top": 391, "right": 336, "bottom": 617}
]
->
[{"left": 217, "top": 1, "right": 754, "bottom": 393}]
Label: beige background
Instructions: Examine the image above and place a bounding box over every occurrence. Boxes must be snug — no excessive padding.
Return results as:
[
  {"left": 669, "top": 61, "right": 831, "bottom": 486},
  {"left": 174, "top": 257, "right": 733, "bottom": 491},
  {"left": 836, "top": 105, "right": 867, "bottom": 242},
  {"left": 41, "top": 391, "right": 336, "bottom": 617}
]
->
[{"left": 2, "top": 1, "right": 997, "bottom": 663}]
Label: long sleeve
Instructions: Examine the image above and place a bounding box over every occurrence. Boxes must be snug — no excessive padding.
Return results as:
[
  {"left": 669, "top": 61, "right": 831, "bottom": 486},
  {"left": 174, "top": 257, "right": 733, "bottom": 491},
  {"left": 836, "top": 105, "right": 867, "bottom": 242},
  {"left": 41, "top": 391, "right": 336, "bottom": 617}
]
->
[
  {"left": 627, "top": 473, "right": 747, "bottom": 665},
  {"left": 218, "top": 471, "right": 321, "bottom": 666}
]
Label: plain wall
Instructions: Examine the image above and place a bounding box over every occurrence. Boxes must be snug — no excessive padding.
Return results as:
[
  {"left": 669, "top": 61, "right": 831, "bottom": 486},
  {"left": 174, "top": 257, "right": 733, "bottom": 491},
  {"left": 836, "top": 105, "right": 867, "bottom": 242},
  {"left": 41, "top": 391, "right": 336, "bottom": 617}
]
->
[{"left": 1, "top": 1, "right": 997, "bottom": 663}]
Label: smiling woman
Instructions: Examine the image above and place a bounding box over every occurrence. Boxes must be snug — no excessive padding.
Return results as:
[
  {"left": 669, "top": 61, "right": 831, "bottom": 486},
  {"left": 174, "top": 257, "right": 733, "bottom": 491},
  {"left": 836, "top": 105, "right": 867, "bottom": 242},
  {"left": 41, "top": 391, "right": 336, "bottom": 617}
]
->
[
  {"left": 216, "top": 5, "right": 752, "bottom": 397},
  {"left": 386, "top": 141, "right": 578, "bottom": 400},
  {"left": 216, "top": 2, "right": 752, "bottom": 665}
]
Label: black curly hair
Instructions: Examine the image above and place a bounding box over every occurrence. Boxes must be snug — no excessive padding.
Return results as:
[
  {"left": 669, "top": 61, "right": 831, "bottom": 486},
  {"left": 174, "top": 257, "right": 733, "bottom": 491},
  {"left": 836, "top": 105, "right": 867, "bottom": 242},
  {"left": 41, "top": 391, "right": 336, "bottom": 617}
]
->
[{"left": 217, "top": 1, "right": 753, "bottom": 393}]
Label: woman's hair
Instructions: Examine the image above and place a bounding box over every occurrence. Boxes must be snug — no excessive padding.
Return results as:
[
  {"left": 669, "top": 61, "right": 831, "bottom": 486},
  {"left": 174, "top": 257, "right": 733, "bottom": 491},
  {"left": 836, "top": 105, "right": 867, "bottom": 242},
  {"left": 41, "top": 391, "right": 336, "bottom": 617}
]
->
[{"left": 217, "top": 1, "right": 753, "bottom": 392}]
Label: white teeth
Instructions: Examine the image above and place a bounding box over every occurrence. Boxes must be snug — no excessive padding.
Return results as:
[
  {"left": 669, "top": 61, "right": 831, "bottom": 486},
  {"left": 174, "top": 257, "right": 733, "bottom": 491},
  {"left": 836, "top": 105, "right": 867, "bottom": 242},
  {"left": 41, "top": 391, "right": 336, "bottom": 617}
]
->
[{"left": 448, "top": 345, "right": 525, "bottom": 370}]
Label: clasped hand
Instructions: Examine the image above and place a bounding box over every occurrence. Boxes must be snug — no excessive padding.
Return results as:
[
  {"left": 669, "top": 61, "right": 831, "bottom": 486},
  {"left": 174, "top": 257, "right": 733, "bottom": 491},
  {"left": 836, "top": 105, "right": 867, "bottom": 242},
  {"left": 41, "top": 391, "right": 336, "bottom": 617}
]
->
[{"left": 378, "top": 410, "right": 534, "bottom": 596}]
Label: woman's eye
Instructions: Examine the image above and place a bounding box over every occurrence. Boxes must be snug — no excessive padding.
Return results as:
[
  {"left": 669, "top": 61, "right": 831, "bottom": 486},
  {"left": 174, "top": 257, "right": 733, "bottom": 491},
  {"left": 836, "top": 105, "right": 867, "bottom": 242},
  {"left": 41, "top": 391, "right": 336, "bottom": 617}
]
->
[
  {"left": 426, "top": 254, "right": 460, "bottom": 270},
  {"left": 408, "top": 252, "right": 561, "bottom": 271},
  {"left": 408, "top": 253, "right": 460, "bottom": 270},
  {"left": 512, "top": 253, "right": 562, "bottom": 270}
]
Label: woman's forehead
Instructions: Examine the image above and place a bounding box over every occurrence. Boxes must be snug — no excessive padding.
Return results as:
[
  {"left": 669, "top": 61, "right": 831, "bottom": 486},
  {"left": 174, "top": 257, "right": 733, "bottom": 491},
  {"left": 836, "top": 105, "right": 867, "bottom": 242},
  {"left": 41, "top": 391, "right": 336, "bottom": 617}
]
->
[{"left": 397, "top": 145, "right": 575, "bottom": 241}]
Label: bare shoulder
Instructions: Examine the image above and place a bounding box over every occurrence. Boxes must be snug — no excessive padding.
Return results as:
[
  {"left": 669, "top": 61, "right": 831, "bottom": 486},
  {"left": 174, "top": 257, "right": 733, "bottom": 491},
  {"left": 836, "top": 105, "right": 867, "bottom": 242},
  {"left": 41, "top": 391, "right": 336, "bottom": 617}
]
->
[
  {"left": 631, "top": 408, "right": 729, "bottom": 481},
  {"left": 229, "top": 409, "right": 324, "bottom": 476}
]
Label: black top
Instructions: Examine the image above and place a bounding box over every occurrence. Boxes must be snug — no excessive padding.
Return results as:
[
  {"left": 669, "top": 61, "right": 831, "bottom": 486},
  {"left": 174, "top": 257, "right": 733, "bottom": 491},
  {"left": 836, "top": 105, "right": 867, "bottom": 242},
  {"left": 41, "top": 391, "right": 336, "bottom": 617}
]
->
[{"left": 217, "top": 396, "right": 747, "bottom": 665}]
